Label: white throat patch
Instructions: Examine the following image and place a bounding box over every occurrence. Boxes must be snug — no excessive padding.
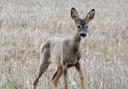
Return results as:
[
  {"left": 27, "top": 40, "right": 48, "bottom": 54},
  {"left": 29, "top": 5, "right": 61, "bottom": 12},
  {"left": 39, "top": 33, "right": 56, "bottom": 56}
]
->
[{"left": 81, "top": 37, "right": 87, "bottom": 44}]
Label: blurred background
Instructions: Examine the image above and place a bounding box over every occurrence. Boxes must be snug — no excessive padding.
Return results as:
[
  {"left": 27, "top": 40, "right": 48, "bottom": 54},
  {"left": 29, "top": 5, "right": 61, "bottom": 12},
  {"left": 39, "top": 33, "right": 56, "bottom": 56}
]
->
[{"left": 0, "top": 0, "right": 128, "bottom": 89}]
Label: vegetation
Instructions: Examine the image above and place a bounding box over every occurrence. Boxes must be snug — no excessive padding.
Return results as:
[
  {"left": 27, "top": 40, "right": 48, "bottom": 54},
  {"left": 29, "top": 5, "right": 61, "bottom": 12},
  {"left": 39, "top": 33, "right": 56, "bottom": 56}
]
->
[{"left": 0, "top": 0, "right": 128, "bottom": 89}]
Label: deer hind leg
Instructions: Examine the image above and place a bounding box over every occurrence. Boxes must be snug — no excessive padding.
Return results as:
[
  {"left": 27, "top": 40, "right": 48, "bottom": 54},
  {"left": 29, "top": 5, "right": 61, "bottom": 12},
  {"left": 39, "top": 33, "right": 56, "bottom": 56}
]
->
[
  {"left": 75, "top": 63, "right": 84, "bottom": 89},
  {"left": 63, "top": 69, "right": 68, "bottom": 89},
  {"left": 33, "top": 48, "right": 50, "bottom": 89}
]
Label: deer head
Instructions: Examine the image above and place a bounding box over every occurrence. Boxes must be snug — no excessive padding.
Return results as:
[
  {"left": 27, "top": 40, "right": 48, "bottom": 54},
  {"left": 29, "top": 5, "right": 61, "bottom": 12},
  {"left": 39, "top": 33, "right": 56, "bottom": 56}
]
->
[{"left": 71, "top": 7, "right": 95, "bottom": 37}]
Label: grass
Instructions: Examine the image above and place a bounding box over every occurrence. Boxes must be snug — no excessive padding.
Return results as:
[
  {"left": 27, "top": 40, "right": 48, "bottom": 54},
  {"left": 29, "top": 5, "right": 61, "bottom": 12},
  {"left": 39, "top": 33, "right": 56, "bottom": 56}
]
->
[
  {"left": 0, "top": 76, "right": 16, "bottom": 89},
  {"left": 0, "top": 0, "right": 128, "bottom": 89},
  {"left": 0, "top": 77, "right": 96, "bottom": 89}
]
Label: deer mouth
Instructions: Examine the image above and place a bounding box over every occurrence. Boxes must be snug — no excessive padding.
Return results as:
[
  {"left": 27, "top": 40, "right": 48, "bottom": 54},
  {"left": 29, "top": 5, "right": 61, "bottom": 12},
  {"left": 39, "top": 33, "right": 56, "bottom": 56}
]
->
[{"left": 80, "top": 33, "right": 86, "bottom": 37}]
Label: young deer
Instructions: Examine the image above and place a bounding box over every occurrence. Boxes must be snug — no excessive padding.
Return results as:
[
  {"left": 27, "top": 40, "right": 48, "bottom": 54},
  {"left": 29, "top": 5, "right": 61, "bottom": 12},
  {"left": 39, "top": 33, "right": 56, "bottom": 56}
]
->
[{"left": 33, "top": 7, "right": 95, "bottom": 89}]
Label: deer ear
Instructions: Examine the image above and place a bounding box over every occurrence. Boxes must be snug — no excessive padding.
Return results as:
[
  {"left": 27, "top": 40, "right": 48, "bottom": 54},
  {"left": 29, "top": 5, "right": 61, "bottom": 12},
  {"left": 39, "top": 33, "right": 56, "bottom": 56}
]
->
[
  {"left": 85, "top": 9, "right": 95, "bottom": 23},
  {"left": 71, "top": 7, "right": 79, "bottom": 21}
]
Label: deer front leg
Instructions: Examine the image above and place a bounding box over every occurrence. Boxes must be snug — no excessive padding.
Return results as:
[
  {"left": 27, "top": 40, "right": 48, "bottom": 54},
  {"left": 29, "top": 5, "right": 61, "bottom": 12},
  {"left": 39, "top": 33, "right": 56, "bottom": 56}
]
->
[
  {"left": 52, "top": 64, "right": 68, "bottom": 89},
  {"left": 52, "top": 65, "right": 64, "bottom": 87},
  {"left": 52, "top": 69, "right": 59, "bottom": 82},
  {"left": 75, "top": 62, "right": 84, "bottom": 89}
]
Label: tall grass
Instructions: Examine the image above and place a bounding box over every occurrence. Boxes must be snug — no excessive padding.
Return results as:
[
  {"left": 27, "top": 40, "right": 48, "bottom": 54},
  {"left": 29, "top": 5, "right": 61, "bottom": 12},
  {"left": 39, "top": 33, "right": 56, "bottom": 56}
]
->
[{"left": 0, "top": 0, "right": 128, "bottom": 89}]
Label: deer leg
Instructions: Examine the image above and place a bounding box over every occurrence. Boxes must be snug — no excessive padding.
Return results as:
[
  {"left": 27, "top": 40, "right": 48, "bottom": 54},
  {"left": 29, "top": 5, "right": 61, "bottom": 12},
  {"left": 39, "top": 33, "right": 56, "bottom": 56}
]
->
[
  {"left": 63, "top": 69, "right": 68, "bottom": 89},
  {"left": 52, "top": 68, "right": 59, "bottom": 81},
  {"left": 75, "top": 63, "right": 84, "bottom": 89},
  {"left": 52, "top": 66, "right": 64, "bottom": 87},
  {"left": 33, "top": 49, "right": 50, "bottom": 89},
  {"left": 33, "top": 63, "right": 49, "bottom": 89}
]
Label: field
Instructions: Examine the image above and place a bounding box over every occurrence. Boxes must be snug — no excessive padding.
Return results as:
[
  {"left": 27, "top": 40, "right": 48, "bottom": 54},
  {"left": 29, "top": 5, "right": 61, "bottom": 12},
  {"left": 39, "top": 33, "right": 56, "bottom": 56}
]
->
[{"left": 0, "top": 0, "right": 128, "bottom": 89}]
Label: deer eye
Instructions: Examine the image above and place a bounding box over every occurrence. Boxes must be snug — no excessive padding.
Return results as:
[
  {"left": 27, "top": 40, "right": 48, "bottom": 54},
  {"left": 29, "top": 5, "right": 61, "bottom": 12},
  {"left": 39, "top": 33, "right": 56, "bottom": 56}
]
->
[
  {"left": 86, "top": 26, "right": 88, "bottom": 28},
  {"left": 77, "top": 25, "right": 80, "bottom": 28}
]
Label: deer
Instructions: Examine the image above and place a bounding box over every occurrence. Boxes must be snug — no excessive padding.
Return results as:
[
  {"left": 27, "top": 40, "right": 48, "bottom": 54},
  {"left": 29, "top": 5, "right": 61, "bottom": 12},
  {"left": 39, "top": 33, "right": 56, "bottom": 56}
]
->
[{"left": 33, "top": 7, "right": 95, "bottom": 89}]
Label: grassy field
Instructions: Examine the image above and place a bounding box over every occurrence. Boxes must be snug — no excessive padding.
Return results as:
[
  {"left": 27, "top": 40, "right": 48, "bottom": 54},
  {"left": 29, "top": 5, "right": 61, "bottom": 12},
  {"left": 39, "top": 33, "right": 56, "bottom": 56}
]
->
[{"left": 0, "top": 0, "right": 128, "bottom": 89}]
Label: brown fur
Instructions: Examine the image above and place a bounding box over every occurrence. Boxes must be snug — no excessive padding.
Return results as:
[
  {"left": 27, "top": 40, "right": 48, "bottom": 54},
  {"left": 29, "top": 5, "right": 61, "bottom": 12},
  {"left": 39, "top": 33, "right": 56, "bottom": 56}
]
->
[{"left": 33, "top": 7, "right": 95, "bottom": 89}]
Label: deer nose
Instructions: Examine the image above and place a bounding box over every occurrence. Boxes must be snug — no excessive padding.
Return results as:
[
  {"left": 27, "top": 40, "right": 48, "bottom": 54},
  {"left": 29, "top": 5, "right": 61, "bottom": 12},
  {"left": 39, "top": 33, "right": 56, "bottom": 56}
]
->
[{"left": 80, "top": 33, "right": 86, "bottom": 37}]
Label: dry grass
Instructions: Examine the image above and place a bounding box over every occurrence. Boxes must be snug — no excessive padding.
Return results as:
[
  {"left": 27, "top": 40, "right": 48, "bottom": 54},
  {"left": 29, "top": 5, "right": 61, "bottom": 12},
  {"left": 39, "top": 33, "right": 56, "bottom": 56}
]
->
[{"left": 0, "top": 0, "right": 128, "bottom": 89}]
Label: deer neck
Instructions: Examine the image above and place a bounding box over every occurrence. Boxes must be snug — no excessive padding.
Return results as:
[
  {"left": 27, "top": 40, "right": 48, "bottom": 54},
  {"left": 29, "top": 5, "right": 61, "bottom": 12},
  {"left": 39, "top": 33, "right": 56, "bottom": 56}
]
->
[{"left": 70, "top": 32, "right": 81, "bottom": 49}]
